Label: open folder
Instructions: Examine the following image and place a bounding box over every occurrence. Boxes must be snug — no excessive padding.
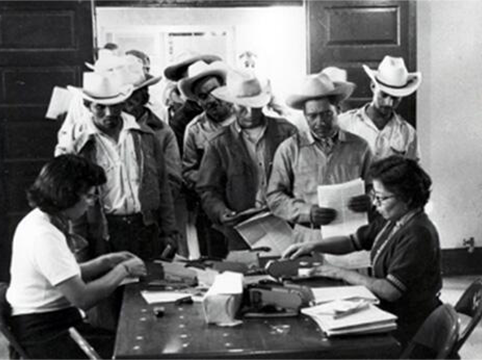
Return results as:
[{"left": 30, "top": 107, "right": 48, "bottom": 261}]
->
[{"left": 234, "top": 211, "right": 294, "bottom": 257}]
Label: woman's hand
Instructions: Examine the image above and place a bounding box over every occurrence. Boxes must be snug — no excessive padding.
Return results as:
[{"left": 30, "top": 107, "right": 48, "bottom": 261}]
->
[
  {"left": 313, "top": 264, "right": 344, "bottom": 280},
  {"left": 282, "top": 242, "right": 316, "bottom": 260},
  {"left": 104, "top": 251, "right": 136, "bottom": 268},
  {"left": 119, "top": 256, "right": 147, "bottom": 278}
]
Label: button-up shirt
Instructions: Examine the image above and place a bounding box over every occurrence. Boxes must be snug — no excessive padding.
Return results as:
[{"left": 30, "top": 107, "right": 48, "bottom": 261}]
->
[
  {"left": 338, "top": 104, "right": 420, "bottom": 161},
  {"left": 267, "top": 129, "right": 373, "bottom": 244},
  {"left": 85, "top": 114, "right": 142, "bottom": 215},
  {"left": 234, "top": 121, "right": 269, "bottom": 206}
]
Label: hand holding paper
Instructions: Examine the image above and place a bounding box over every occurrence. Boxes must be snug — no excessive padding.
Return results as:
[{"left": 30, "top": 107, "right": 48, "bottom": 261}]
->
[{"left": 309, "top": 205, "right": 337, "bottom": 226}]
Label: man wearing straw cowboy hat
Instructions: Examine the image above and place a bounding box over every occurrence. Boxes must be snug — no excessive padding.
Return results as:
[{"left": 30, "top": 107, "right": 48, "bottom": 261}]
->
[
  {"left": 56, "top": 68, "right": 177, "bottom": 262},
  {"left": 338, "top": 55, "right": 422, "bottom": 161},
  {"left": 196, "top": 69, "right": 297, "bottom": 255},
  {"left": 267, "top": 71, "right": 373, "bottom": 251}
]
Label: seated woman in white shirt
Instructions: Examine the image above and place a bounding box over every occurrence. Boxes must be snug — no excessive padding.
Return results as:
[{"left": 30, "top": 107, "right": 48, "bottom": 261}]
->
[{"left": 6, "top": 154, "right": 147, "bottom": 359}]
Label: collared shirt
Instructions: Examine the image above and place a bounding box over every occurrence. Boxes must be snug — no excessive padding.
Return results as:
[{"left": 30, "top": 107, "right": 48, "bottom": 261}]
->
[
  {"left": 338, "top": 104, "right": 420, "bottom": 161},
  {"left": 267, "top": 129, "right": 373, "bottom": 227},
  {"left": 85, "top": 114, "right": 142, "bottom": 215},
  {"left": 234, "top": 121, "right": 269, "bottom": 206},
  {"left": 182, "top": 112, "right": 235, "bottom": 187}
]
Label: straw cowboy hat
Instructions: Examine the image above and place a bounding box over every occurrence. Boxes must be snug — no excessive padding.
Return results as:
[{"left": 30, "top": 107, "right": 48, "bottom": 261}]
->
[
  {"left": 164, "top": 53, "right": 222, "bottom": 81},
  {"left": 363, "top": 56, "right": 422, "bottom": 97},
  {"left": 321, "top": 66, "right": 348, "bottom": 82},
  {"left": 67, "top": 72, "right": 133, "bottom": 105},
  {"left": 211, "top": 69, "right": 271, "bottom": 108},
  {"left": 178, "top": 60, "right": 228, "bottom": 101},
  {"left": 286, "top": 72, "right": 355, "bottom": 110},
  {"left": 124, "top": 54, "right": 162, "bottom": 90}
]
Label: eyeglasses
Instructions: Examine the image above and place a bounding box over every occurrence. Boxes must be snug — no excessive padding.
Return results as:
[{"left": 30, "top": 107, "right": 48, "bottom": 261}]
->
[
  {"left": 369, "top": 190, "right": 396, "bottom": 205},
  {"left": 83, "top": 192, "right": 98, "bottom": 204}
]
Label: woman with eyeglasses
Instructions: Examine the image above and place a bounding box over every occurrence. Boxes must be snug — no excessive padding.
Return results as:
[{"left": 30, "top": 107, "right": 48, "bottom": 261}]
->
[
  {"left": 6, "top": 155, "right": 147, "bottom": 359},
  {"left": 283, "top": 155, "right": 442, "bottom": 348}
]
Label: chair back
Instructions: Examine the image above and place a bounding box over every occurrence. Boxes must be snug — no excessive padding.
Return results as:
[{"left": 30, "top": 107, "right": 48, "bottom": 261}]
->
[
  {"left": 0, "top": 282, "right": 29, "bottom": 359},
  {"left": 453, "top": 278, "right": 482, "bottom": 353},
  {"left": 400, "top": 304, "right": 459, "bottom": 359}
]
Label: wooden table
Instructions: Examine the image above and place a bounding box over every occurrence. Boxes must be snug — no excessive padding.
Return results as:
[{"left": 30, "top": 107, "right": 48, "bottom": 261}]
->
[{"left": 114, "top": 281, "right": 400, "bottom": 359}]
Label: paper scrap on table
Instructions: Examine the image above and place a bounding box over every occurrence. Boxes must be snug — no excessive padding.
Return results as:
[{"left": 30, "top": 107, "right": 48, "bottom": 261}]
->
[
  {"left": 234, "top": 211, "right": 294, "bottom": 257},
  {"left": 311, "top": 285, "right": 379, "bottom": 305},
  {"left": 119, "top": 277, "right": 139, "bottom": 286},
  {"left": 317, "top": 178, "right": 370, "bottom": 268},
  {"left": 140, "top": 291, "right": 192, "bottom": 304}
]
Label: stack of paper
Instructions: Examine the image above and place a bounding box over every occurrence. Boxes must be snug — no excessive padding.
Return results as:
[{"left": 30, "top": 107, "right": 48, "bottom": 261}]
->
[
  {"left": 301, "top": 301, "right": 397, "bottom": 336},
  {"left": 311, "top": 285, "right": 379, "bottom": 304}
]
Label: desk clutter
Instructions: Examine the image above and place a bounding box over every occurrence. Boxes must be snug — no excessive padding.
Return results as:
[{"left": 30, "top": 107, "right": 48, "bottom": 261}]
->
[{"left": 137, "top": 255, "right": 397, "bottom": 338}]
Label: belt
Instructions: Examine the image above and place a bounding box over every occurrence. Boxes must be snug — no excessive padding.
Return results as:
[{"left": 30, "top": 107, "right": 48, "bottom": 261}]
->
[{"left": 106, "top": 213, "right": 143, "bottom": 224}]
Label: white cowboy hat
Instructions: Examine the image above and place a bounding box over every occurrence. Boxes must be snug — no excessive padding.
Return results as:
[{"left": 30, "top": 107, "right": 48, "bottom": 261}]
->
[
  {"left": 178, "top": 60, "right": 228, "bottom": 101},
  {"left": 286, "top": 72, "right": 355, "bottom": 110},
  {"left": 85, "top": 48, "right": 125, "bottom": 72},
  {"left": 321, "top": 66, "right": 348, "bottom": 82},
  {"left": 164, "top": 53, "right": 222, "bottom": 81},
  {"left": 124, "top": 54, "right": 162, "bottom": 90},
  {"left": 211, "top": 69, "right": 271, "bottom": 108},
  {"left": 67, "top": 72, "right": 133, "bottom": 105},
  {"left": 363, "top": 56, "right": 422, "bottom": 97}
]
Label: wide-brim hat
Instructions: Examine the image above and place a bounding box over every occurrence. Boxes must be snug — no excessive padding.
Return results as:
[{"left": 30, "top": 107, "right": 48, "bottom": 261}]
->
[
  {"left": 178, "top": 60, "right": 228, "bottom": 101},
  {"left": 164, "top": 53, "right": 222, "bottom": 81},
  {"left": 363, "top": 55, "right": 422, "bottom": 97},
  {"left": 286, "top": 72, "right": 355, "bottom": 110},
  {"left": 124, "top": 54, "right": 162, "bottom": 90},
  {"left": 211, "top": 69, "right": 271, "bottom": 108},
  {"left": 67, "top": 72, "right": 133, "bottom": 105}
]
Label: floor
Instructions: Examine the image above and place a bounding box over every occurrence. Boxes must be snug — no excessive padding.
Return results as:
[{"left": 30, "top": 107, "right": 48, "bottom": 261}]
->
[{"left": 0, "top": 275, "right": 480, "bottom": 359}]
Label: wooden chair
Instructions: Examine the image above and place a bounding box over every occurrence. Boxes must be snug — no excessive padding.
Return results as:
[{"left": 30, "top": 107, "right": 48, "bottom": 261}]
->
[
  {"left": 451, "top": 278, "right": 482, "bottom": 355},
  {"left": 0, "top": 282, "right": 29, "bottom": 359},
  {"left": 400, "top": 304, "right": 459, "bottom": 359}
]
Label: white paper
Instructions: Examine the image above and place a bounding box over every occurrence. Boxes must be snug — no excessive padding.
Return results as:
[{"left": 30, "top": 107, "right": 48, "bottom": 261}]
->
[
  {"left": 45, "top": 86, "right": 73, "bottom": 120},
  {"left": 311, "top": 285, "right": 379, "bottom": 304},
  {"left": 140, "top": 290, "right": 192, "bottom": 304},
  {"left": 208, "top": 271, "right": 243, "bottom": 295},
  {"left": 317, "top": 178, "right": 370, "bottom": 268},
  {"left": 234, "top": 211, "right": 294, "bottom": 257}
]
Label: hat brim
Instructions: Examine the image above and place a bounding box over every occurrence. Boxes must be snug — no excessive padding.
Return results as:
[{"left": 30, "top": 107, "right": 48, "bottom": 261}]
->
[
  {"left": 363, "top": 65, "right": 421, "bottom": 97},
  {"left": 134, "top": 74, "right": 162, "bottom": 91},
  {"left": 178, "top": 68, "right": 228, "bottom": 101},
  {"left": 67, "top": 84, "right": 133, "bottom": 105},
  {"left": 286, "top": 82, "right": 355, "bottom": 110},
  {"left": 211, "top": 86, "right": 271, "bottom": 108},
  {"left": 164, "top": 54, "right": 222, "bottom": 81}
]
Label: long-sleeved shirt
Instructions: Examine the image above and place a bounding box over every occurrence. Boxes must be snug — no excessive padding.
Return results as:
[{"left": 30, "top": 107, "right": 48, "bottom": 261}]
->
[
  {"left": 267, "top": 129, "right": 373, "bottom": 244},
  {"left": 338, "top": 104, "right": 420, "bottom": 161}
]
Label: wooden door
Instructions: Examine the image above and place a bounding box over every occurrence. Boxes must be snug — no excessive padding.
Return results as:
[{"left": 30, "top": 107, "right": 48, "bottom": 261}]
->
[
  {"left": 0, "top": 1, "right": 94, "bottom": 281},
  {"left": 307, "top": 0, "right": 417, "bottom": 125}
]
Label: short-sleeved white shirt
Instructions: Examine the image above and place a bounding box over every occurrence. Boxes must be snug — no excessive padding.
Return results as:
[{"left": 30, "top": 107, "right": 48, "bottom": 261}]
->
[{"left": 6, "top": 209, "right": 81, "bottom": 316}]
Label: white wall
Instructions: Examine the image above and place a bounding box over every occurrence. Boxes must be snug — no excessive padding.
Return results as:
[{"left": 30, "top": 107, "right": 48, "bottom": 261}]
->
[{"left": 417, "top": 0, "right": 482, "bottom": 249}]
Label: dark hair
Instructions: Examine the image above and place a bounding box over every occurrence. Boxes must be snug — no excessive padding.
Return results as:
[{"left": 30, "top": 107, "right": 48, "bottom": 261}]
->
[
  {"left": 132, "top": 87, "right": 150, "bottom": 106},
  {"left": 369, "top": 156, "right": 432, "bottom": 209},
  {"left": 192, "top": 75, "right": 225, "bottom": 96},
  {"left": 27, "top": 155, "right": 107, "bottom": 215}
]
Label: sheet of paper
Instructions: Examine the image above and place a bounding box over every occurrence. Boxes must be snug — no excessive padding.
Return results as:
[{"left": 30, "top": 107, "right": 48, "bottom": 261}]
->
[
  {"left": 208, "top": 271, "right": 243, "bottom": 295},
  {"left": 311, "top": 285, "right": 379, "bottom": 304},
  {"left": 317, "top": 178, "right": 370, "bottom": 268},
  {"left": 119, "top": 277, "right": 139, "bottom": 286},
  {"left": 234, "top": 211, "right": 294, "bottom": 257},
  {"left": 45, "top": 86, "right": 73, "bottom": 120},
  {"left": 140, "top": 291, "right": 192, "bottom": 304}
]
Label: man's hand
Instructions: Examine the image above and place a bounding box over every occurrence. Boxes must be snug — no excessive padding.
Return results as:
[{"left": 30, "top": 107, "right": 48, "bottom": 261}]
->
[
  {"left": 310, "top": 205, "right": 337, "bottom": 226},
  {"left": 282, "top": 242, "right": 316, "bottom": 260},
  {"left": 219, "top": 210, "right": 240, "bottom": 227},
  {"left": 104, "top": 251, "right": 135, "bottom": 268},
  {"left": 348, "top": 194, "right": 371, "bottom": 213}
]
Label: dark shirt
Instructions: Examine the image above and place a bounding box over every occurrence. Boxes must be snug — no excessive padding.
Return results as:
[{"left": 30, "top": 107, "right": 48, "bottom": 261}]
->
[
  {"left": 354, "top": 211, "right": 442, "bottom": 345},
  {"left": 168, "top": 99, "right": 202, "bottom": 156}
]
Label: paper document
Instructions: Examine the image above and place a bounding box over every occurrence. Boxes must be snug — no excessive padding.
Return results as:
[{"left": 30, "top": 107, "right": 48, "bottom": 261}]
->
[
  {"left": 311, "top": 285, "right": 379, "bottom": 304},
  {"left": 317, "top": 178, "right": 370, "bottom": 268},
  {"left": 141, "top": 291, "right": 192, "bottom": 304},
  {"left": 45, "top": 86, "right": 73, "bottom": 120},
  {"left": 234, "top": 211, "right": 294, "bottom": 257}
]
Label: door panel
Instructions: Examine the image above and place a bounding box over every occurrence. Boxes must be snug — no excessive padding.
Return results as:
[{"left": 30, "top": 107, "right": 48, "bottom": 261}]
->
[
  {"left": 0, "top": 1, "right": 94, "bottom": 281},
  {"left": 307, "top": 0, "right": 416, "bottom": 125}
]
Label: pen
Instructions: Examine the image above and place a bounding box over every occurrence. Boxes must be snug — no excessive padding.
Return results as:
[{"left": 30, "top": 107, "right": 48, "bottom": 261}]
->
[{"left": 333, "top": 302, "right": 369, "bottom": 319}]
